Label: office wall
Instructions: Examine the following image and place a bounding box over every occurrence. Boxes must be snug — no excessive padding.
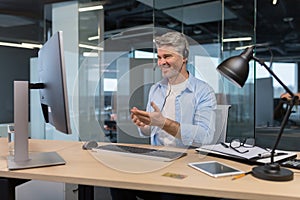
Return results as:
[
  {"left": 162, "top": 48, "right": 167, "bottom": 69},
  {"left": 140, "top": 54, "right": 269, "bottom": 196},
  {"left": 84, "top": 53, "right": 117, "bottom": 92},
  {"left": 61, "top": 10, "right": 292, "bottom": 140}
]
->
[{"left": 0, "top": 46, "right": 37, "bottom": 124}]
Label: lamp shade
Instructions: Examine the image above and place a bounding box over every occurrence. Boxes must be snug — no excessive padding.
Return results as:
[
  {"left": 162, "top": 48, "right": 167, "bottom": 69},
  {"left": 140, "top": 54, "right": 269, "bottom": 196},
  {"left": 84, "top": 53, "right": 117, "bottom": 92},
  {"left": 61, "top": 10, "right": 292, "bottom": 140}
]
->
[{"left": 217, "top": 47, "right": 254, "bottom": 87}]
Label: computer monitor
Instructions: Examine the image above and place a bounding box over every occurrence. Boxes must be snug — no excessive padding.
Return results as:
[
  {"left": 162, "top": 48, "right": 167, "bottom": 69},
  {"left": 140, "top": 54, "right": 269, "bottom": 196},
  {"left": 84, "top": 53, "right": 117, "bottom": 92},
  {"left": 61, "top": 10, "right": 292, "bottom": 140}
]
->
[
  {"left": 7, "top": 31, "right": 71, "bottom": 170},
  {"left": 38, "top": 31, "right": 71, "bottom": 134}
]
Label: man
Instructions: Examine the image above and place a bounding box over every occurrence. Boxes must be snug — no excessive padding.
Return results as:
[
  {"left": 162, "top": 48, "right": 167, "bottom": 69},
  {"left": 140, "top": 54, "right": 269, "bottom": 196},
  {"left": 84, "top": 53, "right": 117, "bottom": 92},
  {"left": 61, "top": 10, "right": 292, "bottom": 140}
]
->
[
  {"left": 111, "top": 31, "right": 217, "bottom": 200},
  {"left": 131, "top": 31, "right": 217, "bottom": 148}
]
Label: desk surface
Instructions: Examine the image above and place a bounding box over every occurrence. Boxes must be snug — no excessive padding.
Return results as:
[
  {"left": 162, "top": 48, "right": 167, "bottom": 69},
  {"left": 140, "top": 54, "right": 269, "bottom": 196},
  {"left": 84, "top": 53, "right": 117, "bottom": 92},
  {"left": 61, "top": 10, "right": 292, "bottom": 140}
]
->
[{"left": 0, "top": 138, "right": 299, "bottom": 200}]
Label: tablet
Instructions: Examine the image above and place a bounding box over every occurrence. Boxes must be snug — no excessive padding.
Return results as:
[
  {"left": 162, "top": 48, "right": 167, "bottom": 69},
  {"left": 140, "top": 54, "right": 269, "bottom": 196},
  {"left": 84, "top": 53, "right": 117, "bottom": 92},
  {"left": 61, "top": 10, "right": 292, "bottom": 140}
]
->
[{"left": 188, "top": 161, "right": 245, "bottom": 178}]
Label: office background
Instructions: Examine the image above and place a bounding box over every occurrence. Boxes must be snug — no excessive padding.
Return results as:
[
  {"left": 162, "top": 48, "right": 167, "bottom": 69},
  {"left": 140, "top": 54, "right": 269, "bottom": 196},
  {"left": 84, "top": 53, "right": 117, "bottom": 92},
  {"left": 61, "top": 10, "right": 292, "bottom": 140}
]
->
[
  {"left": 0, "top": 0, "right": 299, "bottom": 199},
  {"left": 0, "top": 0, "right": 299, "bottom": 148}
]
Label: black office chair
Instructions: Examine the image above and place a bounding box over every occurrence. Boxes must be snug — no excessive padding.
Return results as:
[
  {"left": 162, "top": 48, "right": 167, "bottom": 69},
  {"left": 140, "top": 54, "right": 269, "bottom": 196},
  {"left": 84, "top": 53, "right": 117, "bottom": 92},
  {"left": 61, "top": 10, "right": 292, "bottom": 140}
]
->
[{"left": 104, "top": 120, "right": 117, "bottom": 142}]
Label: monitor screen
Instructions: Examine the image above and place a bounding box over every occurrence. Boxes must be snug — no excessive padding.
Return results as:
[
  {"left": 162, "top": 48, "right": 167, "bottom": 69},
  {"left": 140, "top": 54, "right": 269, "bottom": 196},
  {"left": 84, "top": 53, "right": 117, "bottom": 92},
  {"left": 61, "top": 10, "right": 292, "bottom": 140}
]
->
[
  {"left": 37, "top": 31, "right": 71, "bottom": 134},
  {"left": 7, "top": 31, "right": 71, "bottom": 170}
]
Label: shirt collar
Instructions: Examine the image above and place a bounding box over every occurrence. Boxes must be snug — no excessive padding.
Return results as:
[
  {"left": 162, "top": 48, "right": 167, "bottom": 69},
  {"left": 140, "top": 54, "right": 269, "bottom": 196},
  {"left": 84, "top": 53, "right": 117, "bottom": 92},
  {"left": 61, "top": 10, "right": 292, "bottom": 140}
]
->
[{"left": 158, "top": 71, "right": 195, "bottom": 92}]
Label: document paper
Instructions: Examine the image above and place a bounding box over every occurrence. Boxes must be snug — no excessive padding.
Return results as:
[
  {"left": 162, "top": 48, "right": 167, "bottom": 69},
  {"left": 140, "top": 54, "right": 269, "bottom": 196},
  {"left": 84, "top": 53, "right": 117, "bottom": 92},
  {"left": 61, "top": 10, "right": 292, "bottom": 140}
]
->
[{"left": 196, "top": 143, "right": 297, "bottom": 164}]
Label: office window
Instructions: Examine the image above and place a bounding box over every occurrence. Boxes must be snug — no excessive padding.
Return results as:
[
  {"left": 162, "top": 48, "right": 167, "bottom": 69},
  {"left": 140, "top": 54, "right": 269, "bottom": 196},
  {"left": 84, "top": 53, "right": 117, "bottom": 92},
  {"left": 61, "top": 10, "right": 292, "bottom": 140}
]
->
[
  {"left": 255, "top": 62, "right": 298, "bottom": 97},
  {"left": 133, "top": 50, "right": 157, "bottom": 59},
  {"left": 103, "top": 78, "right": 117, "bottom": 92}
]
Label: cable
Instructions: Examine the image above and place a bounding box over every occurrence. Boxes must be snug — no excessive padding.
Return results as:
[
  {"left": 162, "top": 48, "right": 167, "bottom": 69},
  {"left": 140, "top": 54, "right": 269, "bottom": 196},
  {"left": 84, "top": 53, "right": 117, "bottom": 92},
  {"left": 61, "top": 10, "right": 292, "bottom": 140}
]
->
[
  {"left": 160, "top": 62, "right": 185, "bottom": 111},
  {"left": 161, "top": 85, "right": 172, "bottom": 111}
]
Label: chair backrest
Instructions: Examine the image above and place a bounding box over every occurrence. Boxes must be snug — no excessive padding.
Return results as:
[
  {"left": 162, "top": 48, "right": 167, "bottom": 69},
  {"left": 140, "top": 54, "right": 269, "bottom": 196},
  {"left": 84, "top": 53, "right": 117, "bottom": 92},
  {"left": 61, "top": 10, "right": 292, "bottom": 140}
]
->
[{"left": 211, "top": 105, "right": 231, "bottom": 144}]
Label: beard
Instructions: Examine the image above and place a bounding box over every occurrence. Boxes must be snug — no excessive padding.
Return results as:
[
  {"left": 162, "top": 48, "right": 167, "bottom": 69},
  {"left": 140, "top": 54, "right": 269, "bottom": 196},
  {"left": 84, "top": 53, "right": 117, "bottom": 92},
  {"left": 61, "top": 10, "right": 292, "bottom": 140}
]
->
[
  {"left": 161, "top": 67, "right": 179, "bottom": 79},
  {"left": 160, "top": 63, "right": 183, "bottom": 80}
]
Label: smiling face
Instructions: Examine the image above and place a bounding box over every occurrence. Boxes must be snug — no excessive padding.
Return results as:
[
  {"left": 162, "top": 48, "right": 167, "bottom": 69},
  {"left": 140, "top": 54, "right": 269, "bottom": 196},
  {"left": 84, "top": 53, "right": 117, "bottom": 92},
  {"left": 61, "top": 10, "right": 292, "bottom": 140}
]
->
[{"left": 157, "top": 46, "right": 188, "bottom": 83}]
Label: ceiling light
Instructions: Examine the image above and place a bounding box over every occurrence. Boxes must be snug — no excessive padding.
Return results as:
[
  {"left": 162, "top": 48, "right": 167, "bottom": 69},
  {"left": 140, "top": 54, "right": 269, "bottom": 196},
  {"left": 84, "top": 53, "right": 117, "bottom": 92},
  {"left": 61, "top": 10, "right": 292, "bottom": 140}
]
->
[
  {"left": 88, "top": 36, "right": 99, "bottom": 41},
  {"left": 0, "top": 41, "right": 42, "bottom": 49},
  {"left": 111, "top": 31, "right": 154, "bottom": 40},
  {"left": 235, "top": 45, "right": 253, "bottom": 50},
  {"left": 193, "top": 30, "right": 202, "bottom": 34},
  {"left": 78, "top": 5, "right": 103, "bottom": 12},
  {"left": 166, "top": 22, "right": 178, "bottom": 28},
  {"left": 235, "top": 42, "right": 270, "bottom": 50},
  {"left": 283, "top": 17, "right": 294, "bottom": 22},
  {"left": 79, "top": 43, "right": 103, "bottom": 50},
  {"left": 83, "top": 52, "right": 98, "bottom": 57},
  {"left": 272, "top": 0, "right": 278, "bottom": 5},
  {"left": 223, "top": 37, "right": 252, "bottom": 43},
  {"left": 21, "top": 43, "right": 43, "bottom": 49}
]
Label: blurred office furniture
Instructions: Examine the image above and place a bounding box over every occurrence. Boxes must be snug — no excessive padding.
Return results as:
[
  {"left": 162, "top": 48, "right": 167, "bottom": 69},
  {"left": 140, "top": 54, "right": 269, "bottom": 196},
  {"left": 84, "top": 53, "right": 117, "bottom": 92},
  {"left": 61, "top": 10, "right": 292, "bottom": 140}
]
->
[
  {"left": 212, "top": 105, "right": 231, "bottom": 144},
  {"left": 104, "top": 120, "right": 117, "bottom": 143},
  {"left": 256, "top": 78, "right": 274, "bottom": 127}
]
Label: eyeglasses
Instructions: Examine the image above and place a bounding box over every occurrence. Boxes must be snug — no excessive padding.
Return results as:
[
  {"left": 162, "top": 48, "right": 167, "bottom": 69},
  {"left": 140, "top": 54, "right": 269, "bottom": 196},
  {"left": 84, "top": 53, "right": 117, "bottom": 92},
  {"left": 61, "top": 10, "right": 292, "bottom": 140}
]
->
[{"left": 229, "top": 138, "right": 255, "bottom": 154}]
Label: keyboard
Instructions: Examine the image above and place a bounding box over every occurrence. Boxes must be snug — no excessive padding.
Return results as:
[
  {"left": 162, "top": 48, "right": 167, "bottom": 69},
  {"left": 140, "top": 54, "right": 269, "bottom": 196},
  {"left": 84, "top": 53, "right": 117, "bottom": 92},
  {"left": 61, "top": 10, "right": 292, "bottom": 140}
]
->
[
  {"left": 93, "top": 144, "right": 187, "bottom": 162},
  {"left": 280, "top": 159, "right": 300, "bottom": 170}
]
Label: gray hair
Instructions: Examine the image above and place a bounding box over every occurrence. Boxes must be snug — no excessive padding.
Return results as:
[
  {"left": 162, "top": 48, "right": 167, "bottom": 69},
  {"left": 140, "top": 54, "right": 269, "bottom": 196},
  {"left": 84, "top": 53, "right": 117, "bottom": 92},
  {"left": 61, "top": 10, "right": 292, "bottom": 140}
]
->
[{"left": 155, "top": 32, "right": 189, "bottom": 58}]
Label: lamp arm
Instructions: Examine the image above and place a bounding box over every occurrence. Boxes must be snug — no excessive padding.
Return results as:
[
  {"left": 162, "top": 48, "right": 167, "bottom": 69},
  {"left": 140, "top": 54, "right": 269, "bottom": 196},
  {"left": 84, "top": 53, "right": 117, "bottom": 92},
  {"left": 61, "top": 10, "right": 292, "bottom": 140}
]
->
[
  {"left": 270, "top": 102, "right": 294, "bottom": 163},
  {"left": 252, "top": 56, "right": 295, "bottom": 98},
  {"left": 252, "top": 56, "right": 298, "bottom": 163}
]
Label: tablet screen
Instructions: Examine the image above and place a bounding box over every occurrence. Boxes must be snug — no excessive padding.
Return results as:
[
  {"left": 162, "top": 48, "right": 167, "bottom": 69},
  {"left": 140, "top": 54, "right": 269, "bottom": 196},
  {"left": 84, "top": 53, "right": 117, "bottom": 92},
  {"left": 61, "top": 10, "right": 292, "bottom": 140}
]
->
[{"left": 188, "top": 161, "right": 244, "bottom": 177}]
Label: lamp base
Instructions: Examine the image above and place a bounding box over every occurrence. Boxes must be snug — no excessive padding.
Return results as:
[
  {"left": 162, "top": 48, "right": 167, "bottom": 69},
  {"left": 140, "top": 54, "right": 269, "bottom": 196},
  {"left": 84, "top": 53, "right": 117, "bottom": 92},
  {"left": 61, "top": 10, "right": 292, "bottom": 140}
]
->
[{"left": 252, "top": 163, "right": 293, "bottom": 181}]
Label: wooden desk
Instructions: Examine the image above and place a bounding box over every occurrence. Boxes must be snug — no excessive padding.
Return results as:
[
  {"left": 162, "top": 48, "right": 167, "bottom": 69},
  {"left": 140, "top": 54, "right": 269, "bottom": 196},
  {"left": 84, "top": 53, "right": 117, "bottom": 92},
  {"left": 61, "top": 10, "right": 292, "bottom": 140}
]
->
[{"left": 0, "top": 138, "right": 300, "bottom": 200}]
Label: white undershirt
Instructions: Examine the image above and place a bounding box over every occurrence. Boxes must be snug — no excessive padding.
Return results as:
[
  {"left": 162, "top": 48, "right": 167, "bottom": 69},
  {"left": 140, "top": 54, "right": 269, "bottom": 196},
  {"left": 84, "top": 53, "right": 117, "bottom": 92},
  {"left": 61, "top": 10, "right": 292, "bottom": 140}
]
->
[
  {"left": 159, "top": 79, "right": 188, "bottom": 146},
  {"left": 162, "top": 79, "right": 188, "bottom": 119}
]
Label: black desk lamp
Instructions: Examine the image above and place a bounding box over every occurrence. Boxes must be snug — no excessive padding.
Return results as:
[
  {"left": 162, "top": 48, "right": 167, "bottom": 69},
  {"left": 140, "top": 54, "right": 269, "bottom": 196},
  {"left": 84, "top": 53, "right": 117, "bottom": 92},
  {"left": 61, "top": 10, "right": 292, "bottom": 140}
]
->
[{"left": 217, "top": 46, "right": 297, "bottom": 181}]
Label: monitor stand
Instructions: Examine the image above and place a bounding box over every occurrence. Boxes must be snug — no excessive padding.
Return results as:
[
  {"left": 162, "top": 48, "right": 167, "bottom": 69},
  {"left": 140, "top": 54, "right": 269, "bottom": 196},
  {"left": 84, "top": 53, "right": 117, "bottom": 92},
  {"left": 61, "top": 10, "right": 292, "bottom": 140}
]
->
[{"left": 7, "top": 81, "right": 66, "bottom": 170}]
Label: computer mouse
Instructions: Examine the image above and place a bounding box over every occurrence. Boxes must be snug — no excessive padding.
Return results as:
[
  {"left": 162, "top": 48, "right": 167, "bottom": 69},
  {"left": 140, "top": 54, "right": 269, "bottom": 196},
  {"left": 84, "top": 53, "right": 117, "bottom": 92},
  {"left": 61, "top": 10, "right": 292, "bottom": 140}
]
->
[{"left": 82, "top": 140, "right": 98, "bottom": 150}]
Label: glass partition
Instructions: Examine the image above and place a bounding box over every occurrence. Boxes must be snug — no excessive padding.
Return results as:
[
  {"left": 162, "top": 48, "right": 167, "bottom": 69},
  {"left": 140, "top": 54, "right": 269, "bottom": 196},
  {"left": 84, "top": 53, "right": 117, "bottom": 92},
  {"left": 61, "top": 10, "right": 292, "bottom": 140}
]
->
[
  {"left": 74, "top": 0, "right": 257, "bottom": 143},
  {"left": 30, "top": 0, "right": 300, "bottom": 150},
  {"left": 220, "top": 0, "right": 255, "bottom": 141},
  {"left": 40, "top": 0, "right": 257, "bottom": 144}
]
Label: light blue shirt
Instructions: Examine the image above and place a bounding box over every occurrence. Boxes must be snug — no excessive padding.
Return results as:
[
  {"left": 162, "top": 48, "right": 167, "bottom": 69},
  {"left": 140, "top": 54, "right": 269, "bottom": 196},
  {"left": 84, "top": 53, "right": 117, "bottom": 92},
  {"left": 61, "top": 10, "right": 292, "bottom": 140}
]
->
[{"left": 140, "top": 73, "right": 217, "bottom": 148}]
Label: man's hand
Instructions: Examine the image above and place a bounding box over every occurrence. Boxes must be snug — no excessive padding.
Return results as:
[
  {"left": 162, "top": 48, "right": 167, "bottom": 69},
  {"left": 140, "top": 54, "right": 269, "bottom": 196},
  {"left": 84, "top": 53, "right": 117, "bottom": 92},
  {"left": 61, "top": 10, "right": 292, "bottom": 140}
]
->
[
  {"left": 131, "top": 101, "right": 166, "bottom": 128},
  {"left": 131, "top": 102, "right": 181, "bottom": 138},
  {"left": 280, "top": 92, "right": 300, "bottom": 100},
  {"left": 280, "top": 92, "right": 292, "bottom": 100}
]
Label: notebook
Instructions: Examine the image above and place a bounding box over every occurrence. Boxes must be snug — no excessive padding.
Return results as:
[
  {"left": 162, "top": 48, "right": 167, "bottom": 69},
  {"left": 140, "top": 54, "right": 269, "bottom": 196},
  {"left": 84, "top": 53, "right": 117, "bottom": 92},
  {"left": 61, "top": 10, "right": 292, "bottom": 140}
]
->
[{"left": 196, "top": 143, "right": 297, "bottom": 164}]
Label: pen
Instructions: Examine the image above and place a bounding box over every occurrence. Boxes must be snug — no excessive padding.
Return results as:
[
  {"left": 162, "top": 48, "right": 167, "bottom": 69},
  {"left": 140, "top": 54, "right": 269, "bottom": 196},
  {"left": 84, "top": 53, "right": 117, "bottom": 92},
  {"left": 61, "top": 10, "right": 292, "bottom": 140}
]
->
[
  {"left": 221, "top": 142, "right": 229, "bottom": 148},
  {"left": 258, "top": 152, "right": 287, "bottom": 158},
  {"left": 232, "top": 171, "right": 252, "bottom": 180}
]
